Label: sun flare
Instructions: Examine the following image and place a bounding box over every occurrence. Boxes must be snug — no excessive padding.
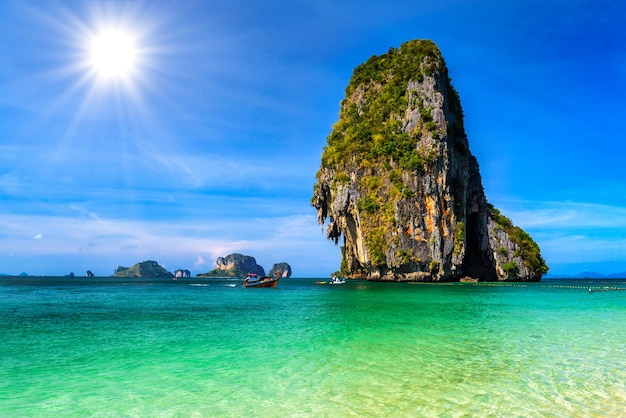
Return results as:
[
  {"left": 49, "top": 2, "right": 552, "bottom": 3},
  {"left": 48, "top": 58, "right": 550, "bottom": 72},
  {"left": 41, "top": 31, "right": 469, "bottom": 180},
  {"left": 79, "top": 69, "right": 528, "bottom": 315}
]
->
[{"left": 89, "top": 29, "right": 138, "bottom": 79}]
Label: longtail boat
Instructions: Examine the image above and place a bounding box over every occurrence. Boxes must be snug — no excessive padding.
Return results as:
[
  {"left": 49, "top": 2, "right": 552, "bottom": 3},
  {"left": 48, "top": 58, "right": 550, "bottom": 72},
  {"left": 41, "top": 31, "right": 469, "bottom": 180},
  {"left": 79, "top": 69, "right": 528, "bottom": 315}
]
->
[{"left": 243, "top": 272, "right": 279, "bottom": 288}]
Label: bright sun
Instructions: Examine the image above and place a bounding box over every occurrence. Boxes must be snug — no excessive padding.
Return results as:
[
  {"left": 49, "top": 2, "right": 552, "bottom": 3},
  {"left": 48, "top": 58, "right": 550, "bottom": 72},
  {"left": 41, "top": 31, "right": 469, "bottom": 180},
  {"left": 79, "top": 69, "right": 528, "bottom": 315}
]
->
[{"left": 89, "top": 30, "right": 138, "bottom": 79}]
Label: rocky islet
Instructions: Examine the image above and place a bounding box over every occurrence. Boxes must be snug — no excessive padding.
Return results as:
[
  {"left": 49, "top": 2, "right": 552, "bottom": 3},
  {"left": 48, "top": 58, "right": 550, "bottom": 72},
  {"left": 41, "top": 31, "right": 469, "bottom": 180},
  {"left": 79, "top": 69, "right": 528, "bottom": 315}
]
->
[{"left": 312, "top": 39, "right": 548, "bottom": 282}]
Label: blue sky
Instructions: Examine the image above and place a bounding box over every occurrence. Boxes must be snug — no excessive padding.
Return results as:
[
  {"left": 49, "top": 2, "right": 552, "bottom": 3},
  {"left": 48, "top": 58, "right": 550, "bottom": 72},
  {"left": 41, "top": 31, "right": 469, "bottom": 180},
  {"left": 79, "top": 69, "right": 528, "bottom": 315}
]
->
[{"left": 1, "top": 0, "right": 625, "bottom": 277}]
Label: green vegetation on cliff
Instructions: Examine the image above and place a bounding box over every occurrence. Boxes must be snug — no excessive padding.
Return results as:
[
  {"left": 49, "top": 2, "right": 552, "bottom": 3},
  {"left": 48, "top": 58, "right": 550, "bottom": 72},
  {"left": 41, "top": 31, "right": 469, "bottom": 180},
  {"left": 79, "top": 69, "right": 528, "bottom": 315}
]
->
[
  {"left": 113, "top": 260, "right": 173, "bottom": 278},
  {"left": 489, "top": 205, "right": 549, "bottom": 275},
  {"left": 349, "top": 41, "right": 440, "bottom": 93},
  {"left": 319, "top": 40, "right": 460, "bottom": 174},
  {"left": 197, "top": 269, "right": 242, "bottom": 278}
]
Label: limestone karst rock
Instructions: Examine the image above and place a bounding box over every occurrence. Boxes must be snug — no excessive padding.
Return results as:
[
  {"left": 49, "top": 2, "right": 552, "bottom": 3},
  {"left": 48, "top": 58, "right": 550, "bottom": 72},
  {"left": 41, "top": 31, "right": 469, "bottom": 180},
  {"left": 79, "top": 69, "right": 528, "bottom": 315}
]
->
[
  {"left": 312, "top": 40, "right": 548, "bottom": 282},
  {"left": 269, "top": 262, "right": 292, "bottom": 278},
  {"left": 198, "top": 253, "right": 266, "bottom": 277},
  {"left": 113, "top": 260, "right": 173, "bottom": 278}
]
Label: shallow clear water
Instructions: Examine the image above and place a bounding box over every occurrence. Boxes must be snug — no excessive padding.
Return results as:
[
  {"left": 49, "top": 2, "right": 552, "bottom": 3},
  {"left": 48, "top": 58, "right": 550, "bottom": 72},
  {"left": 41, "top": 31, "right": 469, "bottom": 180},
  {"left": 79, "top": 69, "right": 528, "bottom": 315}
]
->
[{"left": 1, "top": 277, "right": 624, "bottom": 417}]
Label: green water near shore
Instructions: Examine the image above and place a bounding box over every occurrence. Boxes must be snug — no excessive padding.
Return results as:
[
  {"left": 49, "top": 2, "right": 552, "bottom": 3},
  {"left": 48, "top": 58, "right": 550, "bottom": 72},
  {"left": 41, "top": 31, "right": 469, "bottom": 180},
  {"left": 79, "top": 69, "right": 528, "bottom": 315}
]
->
[{"left": 1, "top": 277, "right": 625, "bottom": 417}]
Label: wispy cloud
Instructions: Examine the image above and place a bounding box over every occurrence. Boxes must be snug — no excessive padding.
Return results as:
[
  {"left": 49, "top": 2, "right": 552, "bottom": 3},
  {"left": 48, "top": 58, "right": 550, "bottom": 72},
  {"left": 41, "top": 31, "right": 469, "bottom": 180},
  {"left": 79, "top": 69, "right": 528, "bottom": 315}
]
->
[
  {"left": 496, "top": 200, "right": 626, "bottom": 230},
  {"left": 494, "top": 199, "right": 626, "bottom": 271},
  {"left": 0, "top": 212, "right": 337, "bottom": 277}
]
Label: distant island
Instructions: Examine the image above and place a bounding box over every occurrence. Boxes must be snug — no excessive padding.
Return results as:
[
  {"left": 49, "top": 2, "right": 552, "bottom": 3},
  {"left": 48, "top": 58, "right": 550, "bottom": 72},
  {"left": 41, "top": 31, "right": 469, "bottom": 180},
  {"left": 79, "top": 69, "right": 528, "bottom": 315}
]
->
[
  {"left": 197, "top": 253, "right": 292, "bottom": 278},
  {"left": 113, "top": 260, "right": 173, "bottom": 278},
  {"left": 1, "top": 255, "right": 293, "bottom": 279},
  {"left": 111, "top": 257, "right": 292, "bottom": 279}
]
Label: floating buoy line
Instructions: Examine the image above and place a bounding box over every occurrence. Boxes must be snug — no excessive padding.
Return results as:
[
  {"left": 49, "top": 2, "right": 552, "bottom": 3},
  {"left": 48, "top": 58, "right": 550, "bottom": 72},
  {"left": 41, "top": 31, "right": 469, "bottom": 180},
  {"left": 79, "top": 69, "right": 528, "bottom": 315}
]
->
[
  {"left": 415, "top": 281, "right": 626, "bottom": 294},
  {"left": 483, "top": 282, "right": 626, "bottom": 295}
]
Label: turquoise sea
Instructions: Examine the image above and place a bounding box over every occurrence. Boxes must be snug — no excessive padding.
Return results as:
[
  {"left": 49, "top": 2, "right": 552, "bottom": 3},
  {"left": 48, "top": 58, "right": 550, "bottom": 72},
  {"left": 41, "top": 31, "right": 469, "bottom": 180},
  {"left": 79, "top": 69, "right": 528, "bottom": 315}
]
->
[{"left": 1, "top": 277, "right": 625, "bottom": 417}]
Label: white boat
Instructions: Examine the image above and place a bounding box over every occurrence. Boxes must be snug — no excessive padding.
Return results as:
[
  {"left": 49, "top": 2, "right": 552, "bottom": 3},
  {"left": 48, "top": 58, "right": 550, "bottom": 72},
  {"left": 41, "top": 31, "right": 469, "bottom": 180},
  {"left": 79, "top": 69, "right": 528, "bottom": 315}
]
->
[{"left": 329, "top": 275, "right": 345, "bottom": 285}]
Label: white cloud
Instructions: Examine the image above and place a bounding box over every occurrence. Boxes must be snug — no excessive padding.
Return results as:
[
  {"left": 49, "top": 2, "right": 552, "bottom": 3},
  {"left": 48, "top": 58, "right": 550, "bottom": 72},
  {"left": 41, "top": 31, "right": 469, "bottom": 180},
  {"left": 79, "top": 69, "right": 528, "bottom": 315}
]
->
[
  {"left": 496, "top": 200, "right": 626, "bottom": 230},
  {"left": 0, "top": 212, "right": 338, "bottom": 277},
  {"left": 193, "top": 256, "right": 206, "bottom": 269},
  {"left": 493, "top": 199, "right": 626, "bottom": 271},
  {"left": 3, "top": 198, "right": 626, "bottom": 277}
]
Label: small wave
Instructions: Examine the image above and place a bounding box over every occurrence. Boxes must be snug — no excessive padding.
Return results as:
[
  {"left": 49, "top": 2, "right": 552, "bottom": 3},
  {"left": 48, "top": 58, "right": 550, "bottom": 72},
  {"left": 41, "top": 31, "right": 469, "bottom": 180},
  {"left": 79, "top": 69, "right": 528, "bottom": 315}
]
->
[{"left": 189, "top": 284, "right": 210, "bottom": 287}]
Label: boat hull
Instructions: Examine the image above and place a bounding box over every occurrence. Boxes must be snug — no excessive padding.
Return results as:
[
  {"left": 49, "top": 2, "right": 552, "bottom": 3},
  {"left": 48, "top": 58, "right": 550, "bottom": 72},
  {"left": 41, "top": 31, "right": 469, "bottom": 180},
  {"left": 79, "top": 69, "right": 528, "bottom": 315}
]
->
[{"left": 244, "top": 277, "right": 279, "bottom": 288}]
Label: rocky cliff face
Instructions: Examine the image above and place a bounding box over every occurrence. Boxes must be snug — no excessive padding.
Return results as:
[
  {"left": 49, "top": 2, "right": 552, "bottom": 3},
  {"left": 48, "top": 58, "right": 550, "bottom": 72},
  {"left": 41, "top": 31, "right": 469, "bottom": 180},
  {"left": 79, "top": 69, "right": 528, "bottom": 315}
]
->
[
  {"left": 269, "top": 262, "right": 292, "bottom": 278},
  {"left": 198, "top": 253, "right": 266, "bottom": 277},
  {"left": 174, "top": 269, "right": 191, "bottom": 278},
  {"left": 312, "top": 40, "right": 547, "bottom": 282},
  {"left": 216, "top": 254, "right": 265, "bottom": 276}
]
